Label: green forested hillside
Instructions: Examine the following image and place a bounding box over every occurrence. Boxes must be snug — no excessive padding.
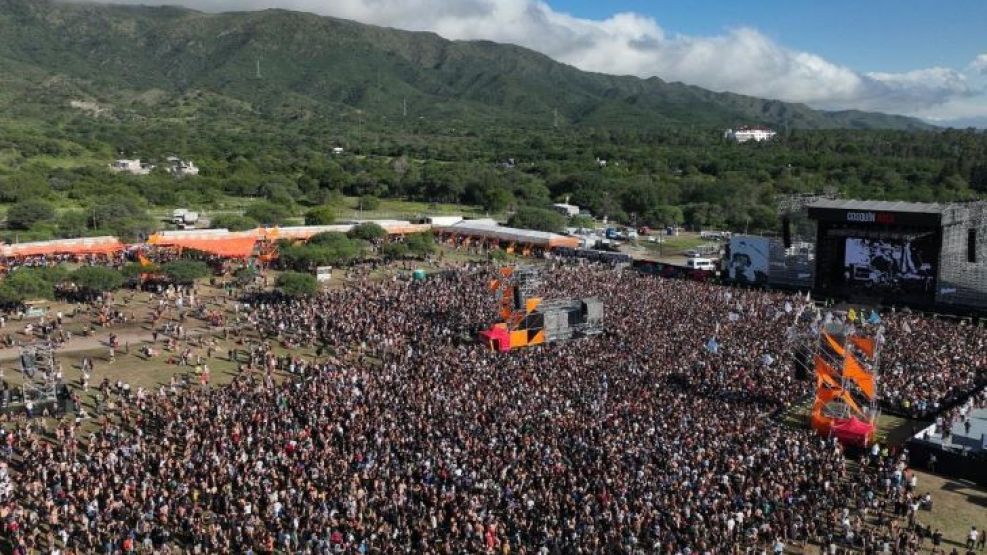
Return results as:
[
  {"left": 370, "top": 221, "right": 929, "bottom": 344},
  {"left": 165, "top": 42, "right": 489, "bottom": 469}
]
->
[
  {"left": 0, "top": 0, "right": 931, "bottom": 131},
  {"left": 0, "top": 0, "right": 984, "bottom": 244}
]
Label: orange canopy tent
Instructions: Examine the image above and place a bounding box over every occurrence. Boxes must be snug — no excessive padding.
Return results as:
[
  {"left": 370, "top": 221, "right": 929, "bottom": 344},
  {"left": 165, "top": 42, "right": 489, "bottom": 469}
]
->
[
  {"left": 147, "top": 231, "right": 257, "bottom": 259},
  {"left": 0, "top": 236, "right": 126, "bottom": 258}
]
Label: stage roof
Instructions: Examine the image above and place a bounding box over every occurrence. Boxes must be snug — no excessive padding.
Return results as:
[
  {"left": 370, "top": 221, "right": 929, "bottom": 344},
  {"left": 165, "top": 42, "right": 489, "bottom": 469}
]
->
[{"left": 808, "top": 199, "right": 945, "bottom": 214}]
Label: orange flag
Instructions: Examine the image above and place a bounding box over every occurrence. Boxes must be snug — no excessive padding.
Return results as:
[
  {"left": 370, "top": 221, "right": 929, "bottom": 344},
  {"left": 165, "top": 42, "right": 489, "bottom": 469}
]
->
[
  {"left": 844, "top": 353, "right": 876, "bottom": 400},
  {"left": 823, "top": 333, "right": 845, "bottom": 357},
  {"left": 849, "top": 335, "right": 875, "bottom": 358}
]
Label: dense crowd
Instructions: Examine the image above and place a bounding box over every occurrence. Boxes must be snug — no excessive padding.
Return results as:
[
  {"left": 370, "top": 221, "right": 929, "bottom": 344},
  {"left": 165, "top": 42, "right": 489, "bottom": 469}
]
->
[{"left": 0, "top": 263, "right": 983, "bottom": 553}]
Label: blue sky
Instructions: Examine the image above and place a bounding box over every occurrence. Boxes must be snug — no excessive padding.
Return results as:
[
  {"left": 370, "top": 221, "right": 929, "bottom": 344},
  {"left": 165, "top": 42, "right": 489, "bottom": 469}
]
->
[
  {"left": 564, "top": 0, "right": 987, "bottom": 73},
  {"left": 88, "top": 0, "right": 987, "bottom": 124}
]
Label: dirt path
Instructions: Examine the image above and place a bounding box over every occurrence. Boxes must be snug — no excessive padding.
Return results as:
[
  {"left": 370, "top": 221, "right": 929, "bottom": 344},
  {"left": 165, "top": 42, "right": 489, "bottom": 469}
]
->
[{"left": 0, "top": 325, "right": 216, "bottom": 362}]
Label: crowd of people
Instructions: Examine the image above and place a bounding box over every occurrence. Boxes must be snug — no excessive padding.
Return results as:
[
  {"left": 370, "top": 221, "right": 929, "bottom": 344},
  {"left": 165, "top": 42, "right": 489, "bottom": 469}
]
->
[{"left": 0, "top": 261, "right": 982, "bottom": 553}]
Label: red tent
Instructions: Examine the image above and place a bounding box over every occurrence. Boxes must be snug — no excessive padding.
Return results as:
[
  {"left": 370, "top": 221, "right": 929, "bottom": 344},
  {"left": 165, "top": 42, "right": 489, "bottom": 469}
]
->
[
  {"left": 830, "top": 417, "right": 875, "bottom": 447},
  {"left": 479, "top": 325, "right": 511, "bottom": 352}
]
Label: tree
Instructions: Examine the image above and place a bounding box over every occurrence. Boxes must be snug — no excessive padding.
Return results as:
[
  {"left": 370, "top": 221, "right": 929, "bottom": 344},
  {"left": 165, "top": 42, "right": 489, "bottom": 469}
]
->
[
  {"left": 120, "top": 261, "right": 159, "bottom": 278},
  {"left": 211, "top": 214, "right": 258, "bottom": 231},
  {"left": 244, "top": 201, "right": 292, "bottom": 225},
  {"left": 161, "top": 260, "right": 211, "bottom": 284},
  {"left": 304, "top": 205, "right": 336, "bottom": 225},
  {"left": 405, "top": 232, "right": 436, "bottom": 257},
  {"left": 0, "top": 267, "right": 65, "bottom": 303},
  {"left": 569, "top": 214, "right": 595, "bottom": 229},
  {"left": 279, "top": 233, "right": 366, "bottom": 270},
  {"left": 276, "top": 271, "right": 318, "bottom": 298},
  {"left": 381, "top": 242, "right": 409, "bottom": 260},
  {"left": 71, "top": 266, "right": 125, "bottom": 297},
  {"left": 482, "top": 187, "right": 514, "bottom": 213},
  {"left": 507, "top": 206, "right": 566, "bottom": 233},
  {"left": 348, "top": 222, "right": 387, "bottom": 242},
  {"left": 233, "top": 266, "right": 258, "bottom": 286},
  {"left": 357, "top": 195, "right": 380, "bottom": 211},
  {"left": 6, "top": 199, "right": 55, "bottom": 230}
]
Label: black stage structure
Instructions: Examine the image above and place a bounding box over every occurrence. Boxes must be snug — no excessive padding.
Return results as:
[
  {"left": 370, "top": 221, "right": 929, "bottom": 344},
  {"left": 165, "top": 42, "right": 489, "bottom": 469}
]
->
[{"left": 806, "top": 199, "right": 987, "bottom": 312}]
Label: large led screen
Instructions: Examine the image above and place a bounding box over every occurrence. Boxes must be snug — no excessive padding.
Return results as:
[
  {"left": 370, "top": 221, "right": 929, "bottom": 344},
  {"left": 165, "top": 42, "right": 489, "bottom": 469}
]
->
[{"left": 843, "top": 237, "right": 936, "bottom": 296}]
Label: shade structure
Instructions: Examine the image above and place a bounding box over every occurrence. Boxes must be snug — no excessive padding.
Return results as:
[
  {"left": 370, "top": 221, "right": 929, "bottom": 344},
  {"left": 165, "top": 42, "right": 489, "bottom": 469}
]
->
[
  {"left": 830, "top": 417, "right": 876, "bottom": 447},
  {"left": 148, "top": 231, "right": 257, "bottom": 259},
  {"left": 436, "top": 221, "right": 580, "bottom": 249},
  {"left": 479, "top": 325, "right": 511, "bottom": 352},
  {"left": 0, "top": 236, "right": 125, "bottom": 258}
]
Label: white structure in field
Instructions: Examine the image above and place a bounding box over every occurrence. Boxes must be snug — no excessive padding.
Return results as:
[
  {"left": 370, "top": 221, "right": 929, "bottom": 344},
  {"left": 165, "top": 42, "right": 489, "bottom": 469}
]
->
[
  {"left": 552, "top": 203, "right": 580, "bottom": 217},
  {"left": 110, "top": 159, "right": 154, "bottom": 175},
  {"left": 724, "top": 127, "right": 777, "bottom": 143},
  {"left": 166, "top": 157, "right": 200, "bottom": 177}
]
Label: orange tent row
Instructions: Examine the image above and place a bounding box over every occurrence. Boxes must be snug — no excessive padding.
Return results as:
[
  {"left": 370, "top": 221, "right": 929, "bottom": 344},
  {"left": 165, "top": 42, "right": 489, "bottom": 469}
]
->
[
  {"left": 0, "top": 236, "right": 126, "bottom": 258},
  {"left": 145, "top": 222, "right": 435, "bottom": 259},
  {"left": 147, "top": 230, "right": 259, "bottom": 259}
]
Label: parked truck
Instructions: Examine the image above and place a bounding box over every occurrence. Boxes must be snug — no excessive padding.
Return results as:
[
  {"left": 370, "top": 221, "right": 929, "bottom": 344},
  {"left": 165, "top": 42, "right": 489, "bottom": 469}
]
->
[{"left": 172, "top": 209, "right": 200, "bottom": 227}]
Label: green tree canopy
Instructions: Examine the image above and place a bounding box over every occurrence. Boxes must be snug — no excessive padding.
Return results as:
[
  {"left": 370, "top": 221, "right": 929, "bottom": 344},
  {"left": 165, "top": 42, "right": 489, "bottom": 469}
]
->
[
  {"left": 347, "top": 222, "right": 387, "bottom": 242},
  {"left": 244, "top": 201, "right": 292, "bottom": 225},
  {"left": 0, "top": 266, "right": 67, "bottom": 303},
  {"left": 161, "top": 260, "right": 211, "bottom": 284},
  {"left": 304, "top": 205, "right": 336, "bottom": 225},
  {"left": 71, "top": 266, "right": 125, "bottom": 296},
  {"left": 357, "top": 195, "right": 381, "bottom": 211},
  {"left": 6, "top": 199, "right": 56, "bottom": 230},
  {"left": 507, "top": 206, "right": 567, "bottom": 233},
  {"left": 405, "top": 232, "right": 436, "bottom": 257},
  {"left": 211, "top": 214, "right": 258, "bottom": 231},
  {"left": 275, "top": 271, "right": 318, "bottom": 298}
]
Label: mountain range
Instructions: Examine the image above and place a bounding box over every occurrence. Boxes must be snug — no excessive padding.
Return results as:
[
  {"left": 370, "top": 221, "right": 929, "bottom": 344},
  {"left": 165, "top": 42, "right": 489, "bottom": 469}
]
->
[{"left": 0, "top": 0, "right": 934, "bottom": 131}]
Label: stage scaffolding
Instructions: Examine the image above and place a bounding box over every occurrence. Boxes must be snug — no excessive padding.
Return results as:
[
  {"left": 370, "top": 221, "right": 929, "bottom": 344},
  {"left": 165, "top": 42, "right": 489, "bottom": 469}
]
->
[{"left": 937, "top": 202, "right": 987, "bottom": 310}]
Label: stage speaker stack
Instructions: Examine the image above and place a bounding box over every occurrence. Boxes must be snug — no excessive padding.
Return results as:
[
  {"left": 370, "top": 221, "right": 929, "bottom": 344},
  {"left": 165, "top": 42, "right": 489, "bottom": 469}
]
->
[
  {"left": 969, "top": 229, "right": 977, "bottom": 263},
  {"left": 782, "top": 216, "right": 792, "bottom": 248}
]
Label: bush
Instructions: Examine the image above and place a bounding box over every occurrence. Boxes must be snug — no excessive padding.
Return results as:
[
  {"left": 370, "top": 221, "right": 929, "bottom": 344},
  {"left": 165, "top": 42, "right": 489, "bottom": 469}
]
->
[
  {"left": 381, "top": 242, "right": 409, "bottom": 259},
  {"left": 304, "top": 205, "right": 336, "bottom": 225},
  {"left": 347, "top": 222, "right": 387, "bottom": 242},
  {"left": 0, "top": 266, "right": 66, "bottom": 303},
  {"left": 233, "top": 265, "right": 258, "bottom": 286},
  {"left": 211, "top": 214, "right": 258, "bottom": 231},
  {"left": 6, "top": 199, "right": 56, "bottom": 230},
  {"left": 276, "top": 271, "right": 318, "bottom": 298},
  {"left": 71, "top": 266, "right": 125, "bottom": 296},
  {"left": 279, "top": 234, "right": 366, "bottom": 270},
  {"left": 161, "top": 260, "right": 211, "bottom": 284},
  {"left": 405, "top": 232, "right": 436, "bottom": 257},
  {"left": 357, "top": 195, "right": 381, "bottom": 211},
  {"left": 244, "top": 201, "right": 292, "bottom": 225},
  {"left": 507, "top": 206, "right": 567, "bottom": 233},
  {"left": 120, "top": 261, "right": 159, "bottom": 278}
]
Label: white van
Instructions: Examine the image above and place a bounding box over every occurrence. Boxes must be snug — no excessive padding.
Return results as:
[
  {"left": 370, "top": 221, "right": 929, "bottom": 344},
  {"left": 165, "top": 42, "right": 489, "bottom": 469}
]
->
[{"left": 686, "top": 258, "right": 716, "bottom": 271}]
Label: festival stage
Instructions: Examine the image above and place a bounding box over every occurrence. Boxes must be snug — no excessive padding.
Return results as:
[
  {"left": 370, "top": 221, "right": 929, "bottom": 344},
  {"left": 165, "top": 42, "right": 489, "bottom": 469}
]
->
[{"left": 907, "top": 404, "right": 987, "bottom": 486}]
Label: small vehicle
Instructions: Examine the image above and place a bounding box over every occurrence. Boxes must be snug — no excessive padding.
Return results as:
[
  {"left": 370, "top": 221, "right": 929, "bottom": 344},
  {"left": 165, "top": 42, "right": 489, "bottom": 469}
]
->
[{"left": 686, "top": 257, "right": 716, "bottom": 271}]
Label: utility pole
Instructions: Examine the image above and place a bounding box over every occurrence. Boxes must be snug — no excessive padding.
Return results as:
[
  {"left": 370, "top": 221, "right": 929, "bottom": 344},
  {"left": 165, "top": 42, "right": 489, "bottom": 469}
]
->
[
  {"left": 255, "top": 59, "right": 262, "bottom": 79},
  {"left": 403, "top": 97, "right": 408, "bottom": 118},
  {"left": 553, "top": 107, "right": 558, "bottom": 129}
]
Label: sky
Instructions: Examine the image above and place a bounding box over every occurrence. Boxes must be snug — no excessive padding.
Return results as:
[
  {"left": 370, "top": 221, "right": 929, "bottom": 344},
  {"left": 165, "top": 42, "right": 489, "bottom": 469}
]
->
[{"left": 75, "top": 0, "right": 987, "bottom": 125}]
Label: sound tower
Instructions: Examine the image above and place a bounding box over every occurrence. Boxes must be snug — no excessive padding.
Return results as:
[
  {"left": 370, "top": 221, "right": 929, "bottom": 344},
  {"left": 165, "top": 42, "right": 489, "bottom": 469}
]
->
[
  {"left": 782, "top": 216, "right": 792, "bottom": 248},
  {"left": 969, "top": 229, "right": 977, "bottom": 263}
]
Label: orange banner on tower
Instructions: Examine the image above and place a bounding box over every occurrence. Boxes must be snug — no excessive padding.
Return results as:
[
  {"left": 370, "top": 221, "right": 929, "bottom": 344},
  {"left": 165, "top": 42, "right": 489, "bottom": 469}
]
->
[
  {"left": 823, "top": 333, "right": 845, "bottom": 357},
  {"left": 849, "top": 335, "right": 875, "bottom": 358},
  {"left": 844, "top": 353, "right": 876, "bottom": 400}
]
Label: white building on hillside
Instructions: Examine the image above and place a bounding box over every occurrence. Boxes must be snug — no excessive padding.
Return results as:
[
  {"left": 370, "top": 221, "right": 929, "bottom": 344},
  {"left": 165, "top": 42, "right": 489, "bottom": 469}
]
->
[
  {"left": 166, "top": 157, "right": 200, "bottom": 177},
  {"left": 724, "top": 127, "right": 777, "bottom": 143},
  {"left": 110, "top": 159, "right": 154, "bottom": 175},
  {"left": 552, "top": 203, "right": 580, "bottom": 217}
]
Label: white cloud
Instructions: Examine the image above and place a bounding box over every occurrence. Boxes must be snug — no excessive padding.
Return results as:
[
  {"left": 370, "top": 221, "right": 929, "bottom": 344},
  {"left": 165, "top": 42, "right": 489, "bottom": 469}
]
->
[
  {"left": 70, "top": 0, "right": 985, "bottom": 117},
  {"left": 971, "top": 53, "right": 987, "bottom": 75}
]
